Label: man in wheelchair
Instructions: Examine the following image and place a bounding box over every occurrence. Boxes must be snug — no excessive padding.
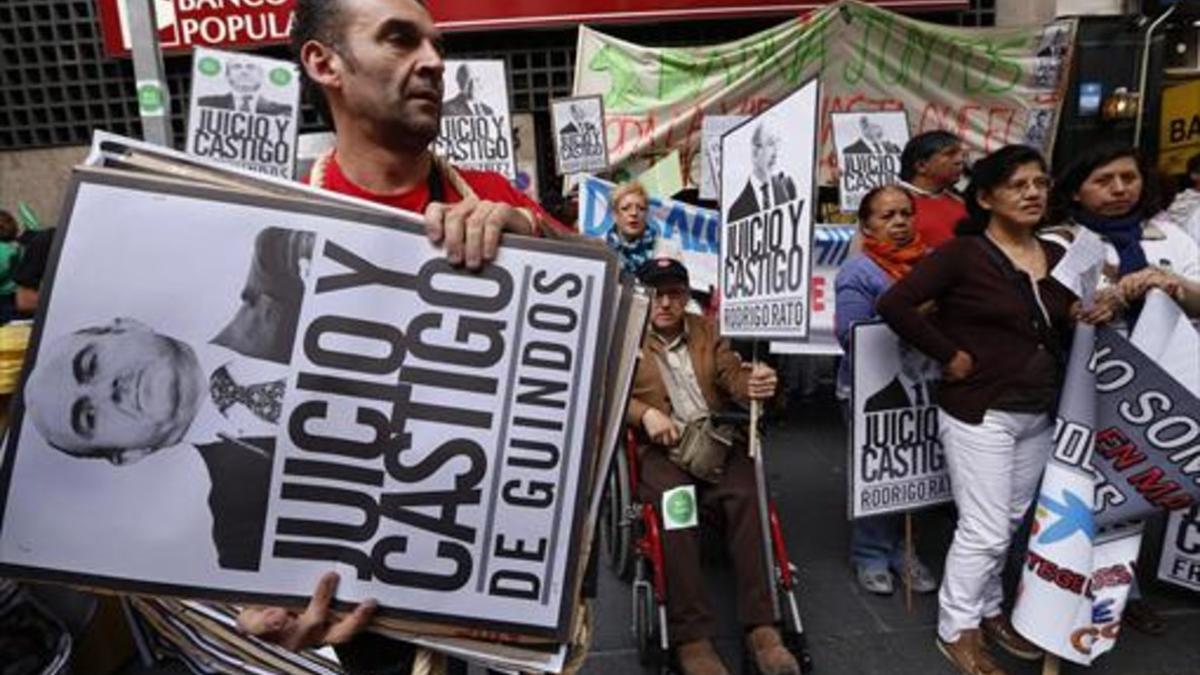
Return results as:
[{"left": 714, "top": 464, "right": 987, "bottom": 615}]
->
[{"left": 627, "top": 258, "right": 797, "bottom": 675}]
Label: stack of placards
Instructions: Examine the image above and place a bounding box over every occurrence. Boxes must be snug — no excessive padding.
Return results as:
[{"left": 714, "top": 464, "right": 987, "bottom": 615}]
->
[{"left": 0, "top": 132, "right": 649, "bottom": 673}]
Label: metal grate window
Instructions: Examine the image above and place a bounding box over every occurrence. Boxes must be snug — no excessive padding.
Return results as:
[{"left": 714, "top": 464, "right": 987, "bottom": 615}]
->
[{"left": 1, "top": 0, "right": 995, "bottom": 152}]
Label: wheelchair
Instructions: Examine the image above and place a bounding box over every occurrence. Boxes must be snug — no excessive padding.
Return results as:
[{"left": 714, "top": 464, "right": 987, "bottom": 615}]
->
[{"left": 598, "top": 413, "right": 814, "bottom": 674}]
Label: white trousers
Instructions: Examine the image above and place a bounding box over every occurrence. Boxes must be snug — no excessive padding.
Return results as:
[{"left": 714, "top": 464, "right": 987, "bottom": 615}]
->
[{"left": 937, "top": 409, "right": 1053, "bottom": 642}]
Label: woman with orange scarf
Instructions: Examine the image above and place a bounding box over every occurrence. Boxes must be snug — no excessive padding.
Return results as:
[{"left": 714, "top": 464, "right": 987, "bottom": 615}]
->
[{"left": 834, "top": 184, "right": 938, "bottom": 596}]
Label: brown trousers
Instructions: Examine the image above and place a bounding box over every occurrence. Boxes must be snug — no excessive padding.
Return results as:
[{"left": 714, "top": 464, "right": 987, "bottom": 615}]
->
[{"left": 637, "top": 448, "right": 776, "bottom": 644}]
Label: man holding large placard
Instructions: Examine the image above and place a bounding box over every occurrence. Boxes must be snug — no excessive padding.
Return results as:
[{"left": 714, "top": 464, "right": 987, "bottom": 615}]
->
[{"left": 243, "top": 0, "right": 572, "bottom": 667}]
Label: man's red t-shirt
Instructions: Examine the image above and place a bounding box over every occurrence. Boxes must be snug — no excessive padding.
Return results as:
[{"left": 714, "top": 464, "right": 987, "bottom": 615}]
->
[
  {"left": 312, "top": 153, "right": 569, "bottom": 235},
  {"left": 909, "top": 190, "right": 967, "bottom": 248}
]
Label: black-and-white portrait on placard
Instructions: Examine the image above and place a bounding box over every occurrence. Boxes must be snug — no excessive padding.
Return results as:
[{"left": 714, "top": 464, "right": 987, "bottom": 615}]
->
[
  {"left": 719, "top": 78, "right": 819, "bottom": 339},
  {"left": 550, "top": 95, "right": 608, "bottom": 176},
  {"left": 0, "top": 171, "right": 615, "bottom": 640},
  {"left": 22, "top": 226, "right": 314, "bottom": 572},
  {"left": 725, "top": 124, "right": 798, "bottom": 223},
  {"left": 436, "top": 60, "right": 516, "bottom": 179},
  {"left": 849, "top": 322, "right": 951, "bottom": 519},
  {"left": 831, "top": 111, "right": 909, "bottom": 214},
  {"left": 186, "top": 47, "right": 301, "bottom": 179}
]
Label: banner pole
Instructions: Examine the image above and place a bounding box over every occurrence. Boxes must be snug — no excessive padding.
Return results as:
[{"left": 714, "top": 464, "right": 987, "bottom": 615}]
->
[
  {"left": 904, "top": 512, "right": 913, "bottom": 613},
  {"left": 749, "top": 341, "right": 780, "bottom": 620},
  {"left": 1042, "top": 654, "right": 1061, "bottom": 675}
]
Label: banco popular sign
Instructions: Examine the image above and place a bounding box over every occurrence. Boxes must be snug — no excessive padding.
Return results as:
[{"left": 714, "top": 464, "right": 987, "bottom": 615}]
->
[{"left": 96, "top": 0, "right": 967, "bottom": 58}]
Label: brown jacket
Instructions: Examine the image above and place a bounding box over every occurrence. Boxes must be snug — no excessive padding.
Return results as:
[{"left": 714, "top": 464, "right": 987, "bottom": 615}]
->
[{"left": 625, "top": 313, "right": 751, "bottom": 434}]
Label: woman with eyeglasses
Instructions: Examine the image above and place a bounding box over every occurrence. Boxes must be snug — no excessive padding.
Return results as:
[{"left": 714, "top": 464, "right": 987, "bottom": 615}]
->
[
  {"left": 606, "top": 180, "right": 657, "bottom": 276},
  {"left": 876, "top": 145, "right": 1111, "bottom": 675}
]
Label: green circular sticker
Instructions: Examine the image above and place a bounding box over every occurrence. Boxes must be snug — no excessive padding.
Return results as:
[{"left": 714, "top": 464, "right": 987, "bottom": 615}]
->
[
  {"left": 666, "top": 489, "right": 695, "bottom": 524},
  {"left": 269, "top": 68, "right": 293, "bottom": 87},
  {"left": 138, "top": 83, "right": 164, "bottom": 114},
  {"left": 198, "top": 57, "right": 221, "bottom": 77}
]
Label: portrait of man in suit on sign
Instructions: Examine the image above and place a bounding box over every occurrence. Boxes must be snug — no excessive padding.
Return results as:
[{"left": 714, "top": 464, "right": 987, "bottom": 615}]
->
[
  {"left": 864, "top": 339, "right": 939, "bottom": 413},
  {"left": 23, "top": 226, "right": 315, "bottom": 572},
  {"left": 197, "top": 60, "right": 294, "bottom": 117},
  {"left": 442, "top": 64, "right": 494, "bottom": 117},
  {"left": 726, "top": 124, "right": 797, "bottom": 223},
  {"left": 843, "top": 116, "right": 902, "bottom": 156}
]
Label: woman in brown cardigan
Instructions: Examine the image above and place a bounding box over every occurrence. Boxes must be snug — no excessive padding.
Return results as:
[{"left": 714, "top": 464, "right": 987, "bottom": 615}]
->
[{"left": 877, "top": 145, "right": 1111, "bottom": 675}]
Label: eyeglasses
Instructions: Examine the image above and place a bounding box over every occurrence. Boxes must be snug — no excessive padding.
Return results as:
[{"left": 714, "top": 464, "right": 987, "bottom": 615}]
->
[{"left": 1001, "top": 176, "right": 1052, "bottom": 194}]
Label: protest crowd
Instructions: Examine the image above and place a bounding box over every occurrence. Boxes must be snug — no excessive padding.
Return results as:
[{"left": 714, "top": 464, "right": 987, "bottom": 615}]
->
[{"left": 0, "top": 1, "right": 1198, "bottom": 675}]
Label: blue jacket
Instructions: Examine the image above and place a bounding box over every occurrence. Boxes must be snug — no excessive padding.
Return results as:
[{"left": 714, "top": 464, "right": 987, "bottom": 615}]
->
[{"left": 834, "top": 254, "right": 892, "bottom": 399}]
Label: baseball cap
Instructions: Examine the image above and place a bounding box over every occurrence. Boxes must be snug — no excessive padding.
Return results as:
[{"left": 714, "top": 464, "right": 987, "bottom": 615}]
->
[{"left": 636, "top": 257, "right": 689, "bottom": 288}]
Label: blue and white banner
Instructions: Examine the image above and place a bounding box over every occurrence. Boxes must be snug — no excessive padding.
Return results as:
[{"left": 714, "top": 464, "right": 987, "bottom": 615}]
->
[
  {"left": 578, "top": 175, "right": 719, "bottom": 292},
  {"left": 1012, "top": 291, "right": 1200, "bottom": 665},
  {"left": 771, "top": 224, "right": 854, "bottom": 356}
]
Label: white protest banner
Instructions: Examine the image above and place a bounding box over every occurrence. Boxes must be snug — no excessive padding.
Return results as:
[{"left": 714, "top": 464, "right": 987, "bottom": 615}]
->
[
  {"left": 186, "top": 47, "right": 301, "bottom": 179},
  {"left": 1013, "top": 294, "right": 1198, "bottom": 665},
  {"left": 770, "top": 224, "right": 854, "bottom": 356},
  {"left": 0, "top": 170, "right": 616, "bottom": 641},
  {"left": 550, "top": 95, "right": 609, "bottom": 176},
  {"left": 573, "top": 2, "right": 1075, "bottom": 189},
  {"left": 831, "top": 111, "right": 908, "bottom": 213},
  {"left": 1159, "top": 505, "right": 1200, "bottom": 593},
  {"left": 578, "top": 175, "right": 718, "bottom": 291},
  {"left": 437, "top": 60, "right": 517, "bottom": 179},
  {"left": 719, "top": 79, "right": 818, "bottom": 339},
  {"left": 699, "top": 115, "right": 748, "bottom": 201},
  {"left": 848, "top": 322, "right": 949, "bottom": 518}
]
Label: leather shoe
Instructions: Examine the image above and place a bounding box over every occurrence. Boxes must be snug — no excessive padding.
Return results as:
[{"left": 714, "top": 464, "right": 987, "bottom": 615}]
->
[
  {"left": 677, "top": 639, "right": 730, "bottom": 675},
  {"left": 936, "top": 629, "right": 1006, "bottom": 675},
  {"left": 746, "top": 625, "right": 800, "bottom": 675},
  {"left": 981, "top": 614, "right": 1042, "bottom": 661}
]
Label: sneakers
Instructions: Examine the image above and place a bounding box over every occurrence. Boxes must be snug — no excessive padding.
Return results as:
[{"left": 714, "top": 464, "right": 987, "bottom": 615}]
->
[
  {"left": 981, "top": 615, "right": 1043, "bottom": 661},
  {"left": 936, "top": 629, "right": 1007, "bottom": 675},
  {"left": 855, "top": 556, "right": 938, "bottom": 595},
  {"left": 893, "top": 555, "right": 938, "bottom": 594},
  {"left": 677, "top": 639, "right": 730, "bottom": 675},
  {"left": 745, "top": 625, "right": 801, "bottom": 675},
  {"left": 855, "top": 565, "right": 894, "bottom": 595}
]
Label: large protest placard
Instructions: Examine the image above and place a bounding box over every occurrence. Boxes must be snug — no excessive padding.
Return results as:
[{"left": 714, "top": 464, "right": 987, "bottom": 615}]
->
[
  {"left": 573, "top": 1, "right": 1075, "bottom": 189},
  {"left": 437, "top": 60, "right": 517, "bottom": 180},
  {"left": 1013, "top": 292, "right": 1199, "bottom": 665},
  {"left": 550, "top": 95, "right": 609, "bottom": 176},
  {"left": 186, "top": 47, "right": 301, "bottom": 179},
  {"left": 831, "top": 111, "right": 909, "bottom": 213},
  {"left": 579, "top": 175, "right": 718, "bottom": 292},
  {"left": 719, "top": 79, "right": 818, "bottom": 339},
  {"left": 848, "top": 322, "right": 950, "bottom": 518},
  {"left": 0, "top": 169, "right": 616, "bottom": 641},
  {"left": 1159, "top": 505, "right": 1200, "bottom": 593}
]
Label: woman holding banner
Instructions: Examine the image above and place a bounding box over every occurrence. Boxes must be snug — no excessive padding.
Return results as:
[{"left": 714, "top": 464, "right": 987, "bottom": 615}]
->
[
  {"left": 1042, "top": 144, "right": 1200, "bottom": 637},
  {"left": 877, "top": 145, "right": 1110, "bottom": 675},
  {"left": 834, "top": 185, "right": 938, "bottom": 597},
  {"left": 605, "top": 181, "right": 658, "bottom": 275}
]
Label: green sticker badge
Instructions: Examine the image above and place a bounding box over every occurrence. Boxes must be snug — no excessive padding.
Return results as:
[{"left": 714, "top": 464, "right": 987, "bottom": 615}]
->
[
  {"left": 269, "top": 67, "right": 293, "bottom": 87},
  {"left": 197, "top": 56, "right": 221, "bottom": 77},
  {"left": 136, "top": 80, "right": 165, "bottom": 117},
  {"left": 662, "top": 485, "right": 698, "bottom": 530}
]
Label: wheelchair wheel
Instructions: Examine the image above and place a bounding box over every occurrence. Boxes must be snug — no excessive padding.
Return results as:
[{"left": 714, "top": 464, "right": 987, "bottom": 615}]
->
[{"left": 602, "top": 449, "right": 633, "bottom": 580}]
